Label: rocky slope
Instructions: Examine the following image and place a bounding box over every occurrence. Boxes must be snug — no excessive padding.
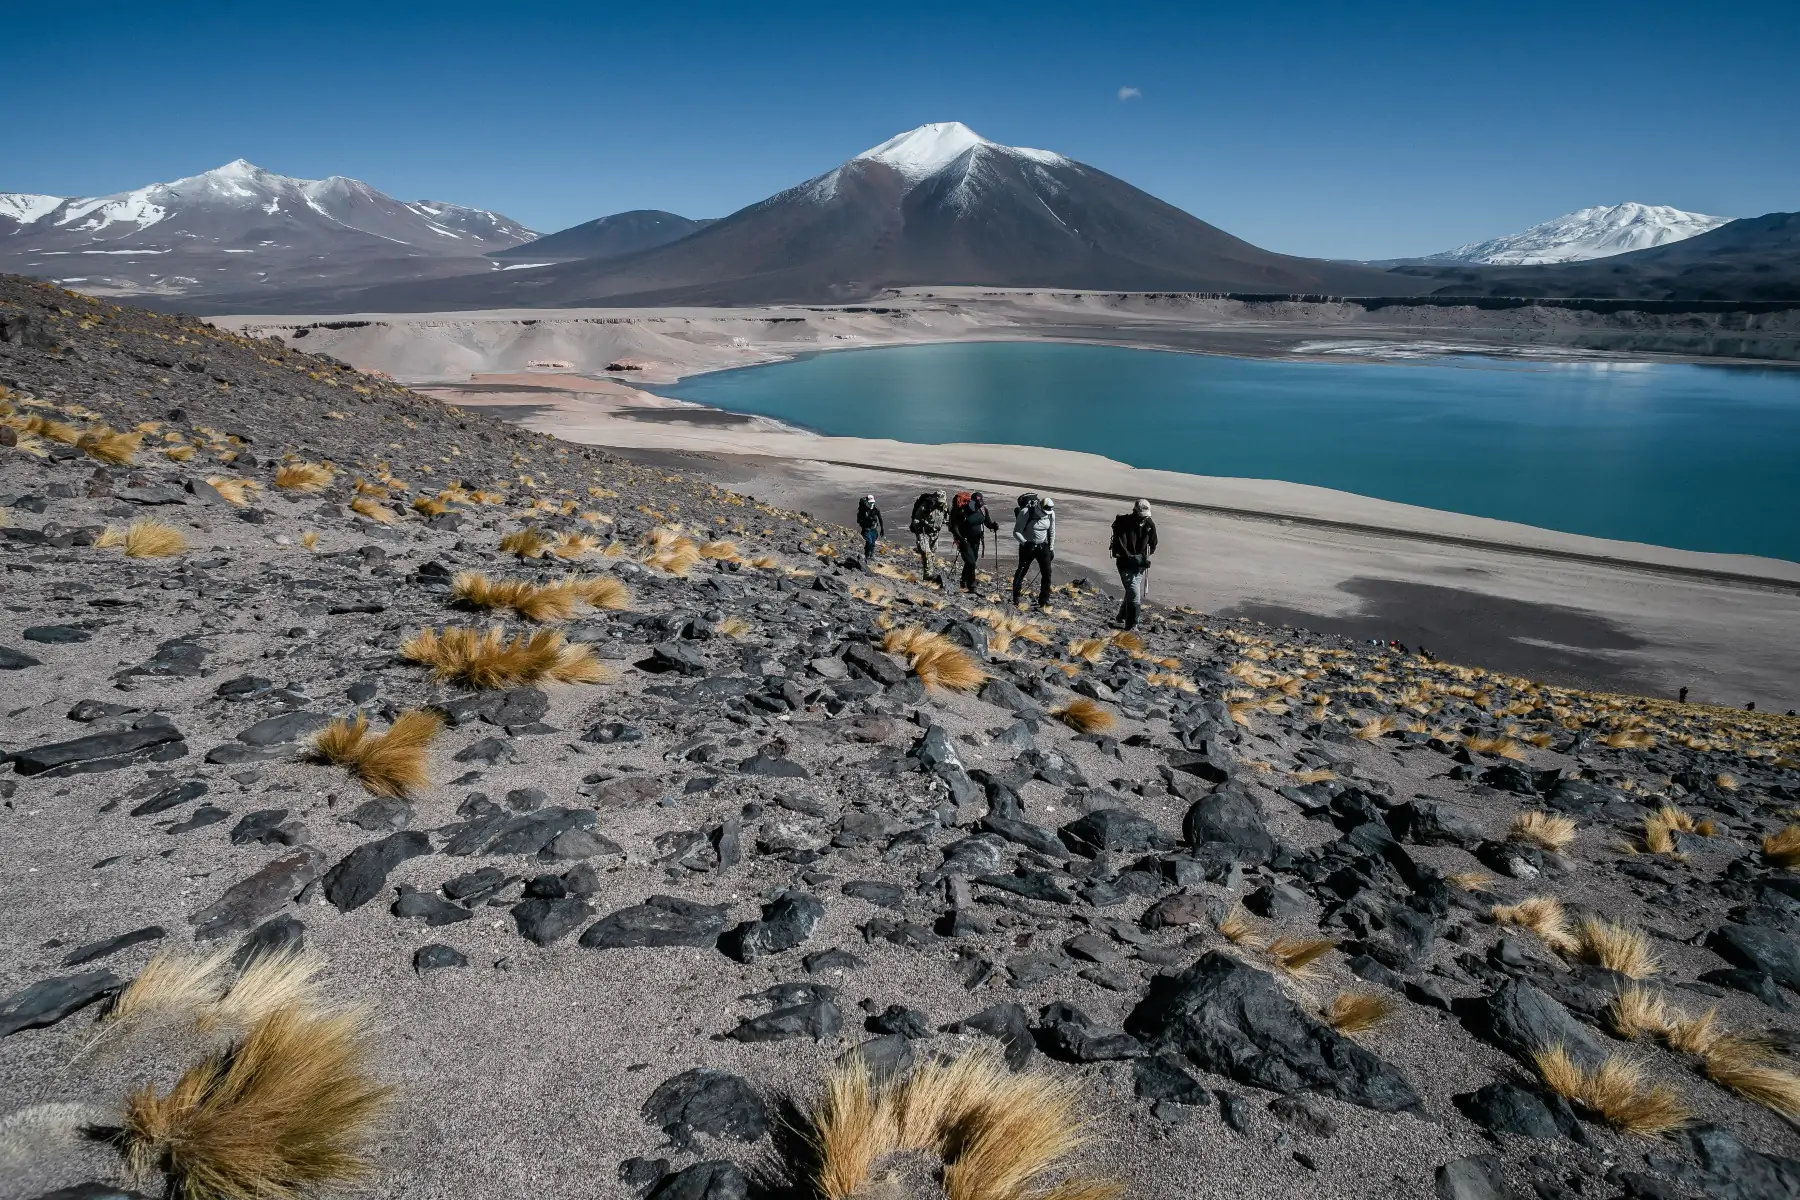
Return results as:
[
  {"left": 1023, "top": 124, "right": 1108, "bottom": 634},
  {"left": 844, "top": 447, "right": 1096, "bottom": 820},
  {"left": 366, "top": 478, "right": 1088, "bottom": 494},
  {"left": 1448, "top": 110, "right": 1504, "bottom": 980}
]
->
[{"left": 1, "top": 274, "right": 1797, "bottom": 1200}]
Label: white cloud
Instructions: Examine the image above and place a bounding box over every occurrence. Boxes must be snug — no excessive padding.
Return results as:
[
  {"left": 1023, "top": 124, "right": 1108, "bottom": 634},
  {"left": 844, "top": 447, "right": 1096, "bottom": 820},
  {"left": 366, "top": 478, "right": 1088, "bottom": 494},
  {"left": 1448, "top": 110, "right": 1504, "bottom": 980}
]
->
[{"left": 1117, "top": 86, "right": 1142, "bottom": 101}]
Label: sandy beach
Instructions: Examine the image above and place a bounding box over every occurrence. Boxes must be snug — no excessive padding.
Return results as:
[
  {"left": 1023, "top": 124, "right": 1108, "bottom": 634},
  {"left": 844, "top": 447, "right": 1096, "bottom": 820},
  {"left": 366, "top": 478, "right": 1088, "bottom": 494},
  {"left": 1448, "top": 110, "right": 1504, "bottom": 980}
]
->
[{"left": 209, "top": 300, "right": 1800, "bottom": 708}]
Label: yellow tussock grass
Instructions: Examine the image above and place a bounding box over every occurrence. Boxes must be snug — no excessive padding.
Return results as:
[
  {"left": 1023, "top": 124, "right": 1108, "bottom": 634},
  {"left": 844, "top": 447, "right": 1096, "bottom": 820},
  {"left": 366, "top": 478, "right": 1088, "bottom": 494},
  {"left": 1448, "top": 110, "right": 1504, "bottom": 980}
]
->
[
  {"left": 1445, "top": 870, "right": 1495, "bottom": 892},
  {"left": 1532, "top": 1045, "right": 1689, "bottom": 1136},
  {"left": 312, "top": 710, "right": 442, "bottom": 798},
  {"left": 1598, "top": 728, "right": 1657, "bottom": 749},
  {"left": 1109, "top": 630, "right": 1145, "bottom": 654},
  {"left": 1267, "top": 936, "right": 1335, "bottom": 978},
  {"left": 808, "top": 1047, "right": 1116, "bottom": 1200},
  {"left": 1763, "top": 824, "right": 1800, "bottom": 868},
  {"left": 1510, "top": 811, "right": 1577, "bottom": 852},
  {"left": 105, "top": 950, "right": 232, "bottom": 1033},
  {"left": 716, "top": 616, "right": 752, "bottom": 639},
  {"left": 498, "top": 527, "right": 550, "bottom": 559},
  {"left": 206, "top": 477, "right": 260, "bottom": 506},
  {"left": 273, "top": 461, "right": 334, "bottom": 493},
  {"left": 1354, "top": 714, "right": 1401, "bottom": 740},
  {"left": 552, "top": 531, "right": 602, "bottom": 559},
  {"left": 400, "top": 625, "right": 611, "bottom": 689},
  {"left": 1489, "top": 896, "right": 1577, "bottom": 953},
  {"left": 450, "top": 573, "right": 578, "bottom": 622},
  {"left": 348, "top": 496, "right": 395, "bottom": 524},
  {"left": 1701, "top": 1036, "right": 1800, "bottom": 1121},
  {"left": 699, "top": 539, "right": 743, "bottom": 563},
  {"left": 122, "top": 1005, "right": 392, "bottom": 1200},
  {"left": 1325, "top": 991, "right": 1395, "bottom": 1034},
  {"left": 1216, "top": 904, "right": 1262, "bottom": 946},
  {"left": 299, "top": 531, "right": 320, "bottom": 552},
  {"left": 1292, "top": 767, "right": 1337, "bottom": 785},
  {"left": 574, "top": 575, "right": 630, "bottom": 610},
  {"left": 1606, "top": 986, "right": 1672, "bottom": 1040},
  {"left": 1642, "top": 806, "right": 1694, "bottom": 856},
  {"left": 1145, "top": 671, "right": 1197, "bottom": 692},
  {"left": 1066, "top": 637, "right": 1106, "bottom": 665},
  {"left": 1225, "top": 699, "right": 1257, "bottom": 727},
  {"left": 96, "top": 518, "right": 186, "bottom": 558},
  {"left": 164, "top": 443, "right": 197, "bottom": 462},
  {"left": 205, "top": 949, "right": 327, "bottom": 1034},
  {"left": 78, "top": 426, "right": 143, "bottom": 465},
  {"left": 1052, "top": 696, "right": 1116, "bottom": 734},
  {"left": 1664, "top": 1008, "right": 1724, "bottom": 1056},
  {"left": 1573, "top": 917, "right": 1659, "bottom": 979},
  {"left": 1465, "top": 734, "right": 1527, "bottom": 760},
  {"left": 411, "top": 496, "right": 449, "bottom": 518},
  {"left": 749, "top": 553, "right": 781, "bottom": 570}
]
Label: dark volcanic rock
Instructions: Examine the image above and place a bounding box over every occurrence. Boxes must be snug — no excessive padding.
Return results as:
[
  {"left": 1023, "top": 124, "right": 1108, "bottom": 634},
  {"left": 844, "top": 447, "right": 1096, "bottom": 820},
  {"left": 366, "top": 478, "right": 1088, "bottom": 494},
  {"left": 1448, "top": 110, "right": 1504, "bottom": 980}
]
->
[
  {"left": 1126, "top": 951, "right": 1420, "bottom": 1112},
  {"left": 322, "top": 831, "right": 432, "bottom": 911},
  {"left": 942, "top": 1002, "right": 1035, "bottom": 1069},
  {"left": 1460, "top": 980, "right": 1610, "bottom": 1071},
  {"left": 60, "top": 925, "right": 166, "bottom": 966},
  {"left": 235, "top": 709, "right": 330, "bottom": 746},
  {"left": 1133, "top": 1054, "right": 1212, "bottom": 1105},
  {"left": 581, "top": 895, "right": 733, "bottom": 949},
  {"left": 0, "top": 970, "right": 121, "bottom": 1038},
  {"left": 1059, "top": 807, "right": 1163, "bottom": 856},
  {"left": 413, "top": 944, "right": 468, "bottom": 973},
  {"left": 723, "top": 891, "right": 824, "bottom": 961},
  {"left": 23, "top": 624, "right": 91, "bottom": 644},
  {"left": 1453, "top": 1080, "right": 1564, "bottom": 1139},
  {"left": 512, "top": 896, "right": 595, "bottom": 945},
  {"left": 190, "top": 847, "right": 326, "bottom": 940},
  {"left": 725, "top": 999, "right": 841, "bottom": 1042},
  {"left": 1385, "top": 801, "right": 1484, "bottom": 848},
  {"left": 1434, "top": 1155, "right": 1516, "bottom": 1200},
  {"left": 642, "top": 1068, "right": 768, "bottom": 1148},
  {"left": 1659, "top": 1124, "right": 1800, "bottom": 1200},
  {"left": 1708, "top": 923, "right": 1800, "bottom": 990},
  {"left": 0, "top": 645, "right": 42, "bottom": 670},
  {"left": 1183, "top": 788, "right": 1273, "bottom": 865},
  {"left": 645, "top": 1161, "right": 748, "bottom": 1200},
  {"left": 10, "top": 723, "right": 186, "bottom": 776},
  {"left": 232, "top": 914, "right": 306, "bottom": 968},
  {"left": 393, "top": 891, "right": 476, "bottom": 927}
]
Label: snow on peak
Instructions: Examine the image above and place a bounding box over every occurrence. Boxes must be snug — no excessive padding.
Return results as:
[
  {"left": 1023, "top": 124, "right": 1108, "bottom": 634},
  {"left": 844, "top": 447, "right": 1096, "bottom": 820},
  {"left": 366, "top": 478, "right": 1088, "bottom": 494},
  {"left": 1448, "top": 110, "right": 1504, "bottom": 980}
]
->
[
  {"left": 853, "top": 122, "right": 1066, "bottom": 179},
  {"left": 0, "top": 193, "right": 66, "bottom": 225},
  {"left": 1429, "top": 202, "right": 1733, "bottom": 266}
]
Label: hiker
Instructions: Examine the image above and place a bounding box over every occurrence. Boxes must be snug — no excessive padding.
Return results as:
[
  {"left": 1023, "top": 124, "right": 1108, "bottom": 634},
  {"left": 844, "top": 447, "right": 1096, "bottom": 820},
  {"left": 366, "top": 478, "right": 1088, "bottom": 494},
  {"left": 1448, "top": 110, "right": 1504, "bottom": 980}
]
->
[
  {"left": 950, "top": 489, "right": 998, "bottom": 593},
  {"left": 856, "top": 493, "right": 884, "bottom": 560},
  {"left": 1011, "top": 492, "right": 1056, "bottom": 608},
  {"left": 1108, "top": 498, "right": 1158, "bottom": 630},
  {"left": 909, "top": 489, "right": 949, "bottom": 584},
  {"left": 1679, "top": 686, "right": 1689, "bottom": 704}
]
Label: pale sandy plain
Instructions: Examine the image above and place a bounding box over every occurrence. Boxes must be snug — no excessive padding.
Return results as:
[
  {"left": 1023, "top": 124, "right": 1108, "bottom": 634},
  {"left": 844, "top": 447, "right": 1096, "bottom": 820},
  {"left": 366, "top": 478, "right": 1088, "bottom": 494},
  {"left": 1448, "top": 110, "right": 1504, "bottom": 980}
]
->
[{"left": 214, "top": 292, "right": 1800, "bottom": 708}]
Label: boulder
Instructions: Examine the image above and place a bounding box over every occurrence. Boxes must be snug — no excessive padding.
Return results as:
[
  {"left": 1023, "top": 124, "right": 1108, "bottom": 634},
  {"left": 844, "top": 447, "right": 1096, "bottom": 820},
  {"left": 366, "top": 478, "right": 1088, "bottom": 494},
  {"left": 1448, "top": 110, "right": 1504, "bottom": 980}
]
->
[
  {"left": 642, "top": 1068, "right": 768, "bottom": 1149},
  {"left": 1460, "top": 980, "right": 1610, "bottom": 1072},
  {"left": 581, "top": 896, "right": 732, "bottom": 949},
  {"left": 1125, "top": 951, "right": 1420, "bottom": 1112},
  {"left": 321, "top": 831, "right": 431, "bottom": 911},
  {"left": 190, "top": 848, "right": 326, "bottom": 940},
  {"left": 1183, "top": 788, "right": 1273, "bottom": 865}
]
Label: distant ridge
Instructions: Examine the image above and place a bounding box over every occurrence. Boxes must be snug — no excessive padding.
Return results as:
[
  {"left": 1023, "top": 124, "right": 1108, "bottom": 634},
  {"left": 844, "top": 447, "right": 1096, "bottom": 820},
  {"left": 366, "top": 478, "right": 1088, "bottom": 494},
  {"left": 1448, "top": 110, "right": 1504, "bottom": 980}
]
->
[
  {"left": 0, "top": 160, "right": 534, "bottom": 297},
  {"left": 490, "top": 210, "right": 714, "bottom": 262},
  {"left": 1422, "top": 203, "right": 1732, "bottom": 266}
]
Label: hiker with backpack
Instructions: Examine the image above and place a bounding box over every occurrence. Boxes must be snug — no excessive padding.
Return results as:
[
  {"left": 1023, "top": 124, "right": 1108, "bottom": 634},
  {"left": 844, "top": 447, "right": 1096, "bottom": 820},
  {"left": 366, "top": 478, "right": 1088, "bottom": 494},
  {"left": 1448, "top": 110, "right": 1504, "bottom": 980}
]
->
[
  {"left": 1109, "top": 498, "right": 1158, "bottom": 630},
  {"left": 856, "top": 494, "right": 884, "bottom": 560},
  {"left": 949, "top": 490, "right": 999, "bottom": 593},
  {"left": 909, "top": 489, "right": 949, "bottom": 584},
  {"left": 1011, "top": 492, "right": 1056, "bottom": 608}
]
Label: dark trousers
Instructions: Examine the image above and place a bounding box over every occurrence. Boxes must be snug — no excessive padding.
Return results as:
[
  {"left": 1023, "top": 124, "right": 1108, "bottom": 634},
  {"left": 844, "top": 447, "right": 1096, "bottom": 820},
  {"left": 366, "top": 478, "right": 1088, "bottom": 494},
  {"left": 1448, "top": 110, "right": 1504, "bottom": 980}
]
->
[
  {"left": 955, "top": 536, "right": 981, "bottom": 590},
  {"left": 1013, "top": 543, "right": 1052, "bottom": 606},
  {"left": 1116, "top": 562, "right": 1147, "bottom": 629},
  {"left": 862, "top": 527, "right": 878, "bottom": 558}
]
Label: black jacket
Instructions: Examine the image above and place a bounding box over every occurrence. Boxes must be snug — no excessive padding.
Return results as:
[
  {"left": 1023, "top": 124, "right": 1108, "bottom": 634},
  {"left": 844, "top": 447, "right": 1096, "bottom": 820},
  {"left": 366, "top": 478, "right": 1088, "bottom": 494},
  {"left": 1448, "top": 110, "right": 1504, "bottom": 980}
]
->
[
  {"left": 951, "top": 500, "right": 998, "bottom": 543},
  {"left": 857, "top": 500, "right": 884, "bottom": 535},
  {"left": 1110, "top": 514, "right": 1158, "bottom": 566}
]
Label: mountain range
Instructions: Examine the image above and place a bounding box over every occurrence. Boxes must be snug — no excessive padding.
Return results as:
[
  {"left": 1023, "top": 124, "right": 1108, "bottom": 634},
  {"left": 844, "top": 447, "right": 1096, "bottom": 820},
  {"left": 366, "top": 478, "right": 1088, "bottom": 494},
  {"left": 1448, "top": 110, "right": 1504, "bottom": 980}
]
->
[
  {"left": 1419, "top": 203, "right": 1732, "bottom": 266},
  {"left": 4, "top": 128, "right": 1796, "bottom": 311},
  {"left": 0, "top": 160, "right": 535, "bottom": 297}
]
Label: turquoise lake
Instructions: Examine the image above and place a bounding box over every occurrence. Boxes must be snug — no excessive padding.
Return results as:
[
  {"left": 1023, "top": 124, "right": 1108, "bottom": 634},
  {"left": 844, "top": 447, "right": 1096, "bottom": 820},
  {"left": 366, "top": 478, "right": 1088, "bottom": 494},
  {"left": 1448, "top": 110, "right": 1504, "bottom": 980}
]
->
[{"left": 655, "top": 341, "right": 1800, "bottom": 563}]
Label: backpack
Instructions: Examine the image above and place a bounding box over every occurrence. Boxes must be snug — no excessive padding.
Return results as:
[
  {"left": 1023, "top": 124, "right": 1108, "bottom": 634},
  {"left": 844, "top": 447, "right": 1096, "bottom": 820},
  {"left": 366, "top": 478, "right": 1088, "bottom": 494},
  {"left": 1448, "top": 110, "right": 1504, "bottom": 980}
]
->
[
  {"left": 910, "top": 492, "right": 942, "bottom": 534},
  {"left": 1017, "top": 492, "right": 1045, "bottom": 527},
  {"left": 952, "top": 490, "right": 973, "bottom": 517}
]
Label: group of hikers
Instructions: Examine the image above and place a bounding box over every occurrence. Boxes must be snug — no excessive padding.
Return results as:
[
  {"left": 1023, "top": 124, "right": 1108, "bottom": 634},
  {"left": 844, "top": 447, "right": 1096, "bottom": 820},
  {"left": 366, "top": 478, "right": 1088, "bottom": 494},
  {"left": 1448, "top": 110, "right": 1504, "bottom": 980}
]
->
[{"left": 855, "top": 488, "right": 1159, "bottom": 629}]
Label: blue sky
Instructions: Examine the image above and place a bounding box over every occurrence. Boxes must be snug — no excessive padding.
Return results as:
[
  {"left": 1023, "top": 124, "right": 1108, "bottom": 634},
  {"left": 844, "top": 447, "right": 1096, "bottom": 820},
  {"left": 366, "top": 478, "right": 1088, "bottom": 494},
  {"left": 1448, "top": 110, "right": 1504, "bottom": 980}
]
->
[{"left": 9, "top": 1, "right": 1797, "bottom": 259}]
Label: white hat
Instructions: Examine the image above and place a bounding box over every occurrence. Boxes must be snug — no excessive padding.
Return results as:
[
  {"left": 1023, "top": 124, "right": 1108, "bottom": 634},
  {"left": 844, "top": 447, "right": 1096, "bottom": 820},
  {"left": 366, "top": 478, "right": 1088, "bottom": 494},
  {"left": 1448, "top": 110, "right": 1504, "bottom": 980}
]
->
[
  {"left": 1042, "top": 496, "right": 1055, "bottom": 509},
  {"left": 1134, "top": 498, "right": 1151, "bottom": 516}
]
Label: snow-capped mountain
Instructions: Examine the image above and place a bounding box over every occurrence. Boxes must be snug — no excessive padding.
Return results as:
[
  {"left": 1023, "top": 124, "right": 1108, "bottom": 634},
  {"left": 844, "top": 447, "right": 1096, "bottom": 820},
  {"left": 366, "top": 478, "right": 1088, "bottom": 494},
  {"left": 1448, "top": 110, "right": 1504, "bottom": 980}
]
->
[
  {"left": 0, "top": 160, "right": 535, "bottom": 296},
  {"left": 259, "top": 121, "right": 1405, "bottom": 312},
  {"left": 1424, "top": 203, "right": 1732, "bottom": 266}
]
